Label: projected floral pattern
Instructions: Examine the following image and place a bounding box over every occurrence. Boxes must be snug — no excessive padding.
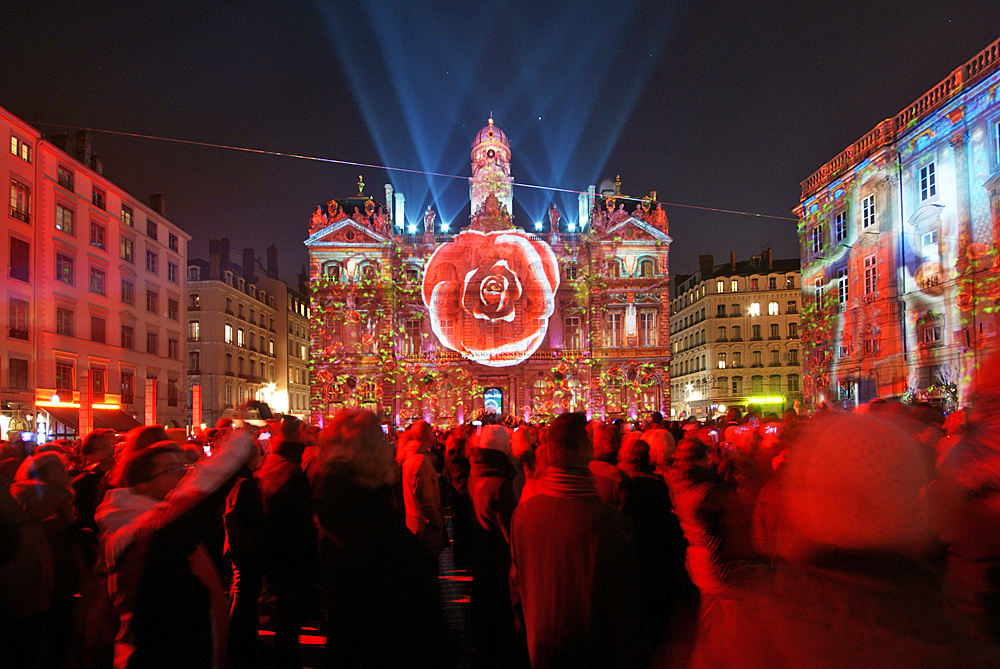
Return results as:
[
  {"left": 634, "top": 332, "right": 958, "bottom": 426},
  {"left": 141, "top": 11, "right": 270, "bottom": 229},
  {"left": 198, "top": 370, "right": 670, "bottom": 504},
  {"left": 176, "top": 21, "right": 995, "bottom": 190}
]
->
[{"left": 422, "top": 229, "right": 560, "bottom": 367}]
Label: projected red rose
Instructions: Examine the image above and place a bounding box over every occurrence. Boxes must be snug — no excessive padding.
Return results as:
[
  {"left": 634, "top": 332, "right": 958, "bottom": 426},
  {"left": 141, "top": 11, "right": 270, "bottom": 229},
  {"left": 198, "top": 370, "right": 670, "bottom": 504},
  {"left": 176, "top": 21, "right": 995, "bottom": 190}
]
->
[{"left": 422, "top": 230, "right": 560, "bottom": 367}]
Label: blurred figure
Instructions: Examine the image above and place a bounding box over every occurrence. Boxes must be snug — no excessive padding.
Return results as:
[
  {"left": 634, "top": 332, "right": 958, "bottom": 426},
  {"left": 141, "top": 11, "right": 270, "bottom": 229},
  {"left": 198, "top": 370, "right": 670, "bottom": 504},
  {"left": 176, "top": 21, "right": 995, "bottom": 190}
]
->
[
  {"left": 398, "top": 421, "right": 448, "bottom": 565},
  {"left": 256, "top": 416, "right": 316, "bottom": 668},
  {"left": 690, "top": 412, "right": 997, "bottom": 668},
  {"left": 96, "top": 431, "right": 253, "bottom": 668},
  {"left": 73, "top": 429, "right": 118, "bottom": 540},
  {"left": 444, "top": 426, "right": 473, "bottom": 569},
  {"left": 928, "top": 355, "right": 1000, "bottom": 645},
  {"left": 467, "top": 425, "right": 522, "bottom": 667},
  {"left": 510, "top": 412, "right": 647, "bottom": 668},
  {"left": 588, "top": 420, "right": 631, "bottom": 511},
  {"left": 310, "top": 408, "right": 446, "bottom": 666},
  {"left": 107, "top": 425, "right": 170, "bottom": 487}
]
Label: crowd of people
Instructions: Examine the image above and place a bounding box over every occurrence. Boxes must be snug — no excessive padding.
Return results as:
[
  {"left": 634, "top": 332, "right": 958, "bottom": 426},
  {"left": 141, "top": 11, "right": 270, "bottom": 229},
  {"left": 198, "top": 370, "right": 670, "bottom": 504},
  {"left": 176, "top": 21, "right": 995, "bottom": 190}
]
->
[{"left": 3, "top": 358, "right": 1000, "bottom": 667}]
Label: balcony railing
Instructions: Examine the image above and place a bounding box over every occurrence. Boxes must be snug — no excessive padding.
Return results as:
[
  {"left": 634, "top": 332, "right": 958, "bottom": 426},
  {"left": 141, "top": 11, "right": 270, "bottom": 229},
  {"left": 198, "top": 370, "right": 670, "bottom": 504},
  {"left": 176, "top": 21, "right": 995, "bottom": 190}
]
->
[
  {"left": 9, "top": 206, "right": 29, "bottom": 223},
  {"left": 9, "top": 328, "right": 28, "bottom": 340}
]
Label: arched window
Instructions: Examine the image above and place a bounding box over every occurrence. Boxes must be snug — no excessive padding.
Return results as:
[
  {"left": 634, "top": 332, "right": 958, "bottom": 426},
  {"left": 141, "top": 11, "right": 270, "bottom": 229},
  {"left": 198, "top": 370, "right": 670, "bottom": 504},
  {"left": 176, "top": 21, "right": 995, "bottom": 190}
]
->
[
  {"left": 639, "top": 258, "right": 654, "bottom": 278},
  {"left": 769, "top": 375, "right": 781, "bottom": 392},
  {"left": 751, "top": 375, "right": 764, "bottom": 394}
]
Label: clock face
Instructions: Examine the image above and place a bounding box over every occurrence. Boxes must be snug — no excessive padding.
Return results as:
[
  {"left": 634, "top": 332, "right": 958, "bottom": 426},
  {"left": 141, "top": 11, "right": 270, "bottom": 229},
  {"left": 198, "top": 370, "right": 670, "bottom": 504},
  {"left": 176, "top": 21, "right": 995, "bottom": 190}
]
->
[{"left": 487, "top": 149, "right": 495, "bottom": 159}]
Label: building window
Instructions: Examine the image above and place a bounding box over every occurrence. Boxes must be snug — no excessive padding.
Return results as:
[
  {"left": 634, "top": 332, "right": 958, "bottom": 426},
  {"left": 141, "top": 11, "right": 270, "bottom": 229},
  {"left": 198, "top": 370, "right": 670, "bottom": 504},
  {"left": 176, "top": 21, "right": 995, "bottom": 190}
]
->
[
  {"left": 788, "top": 374, "right": 800, "bottom": 392},
  {"left": 834, "top": 211, "right": 846, "bottom": 243},
  {"left": 715, "top": 304, "right": 725, "bottom": 317},
  {"left": 752, "top": 350, "right": 762, "bottom": 367},
  {"left": 55, "top": 362, "right": 74, "bottom": 391},
  {"left": 862, "top": 193, "right": 875, "bottom": 229},
  {"left": 189, "top": 293, "right": 200, "bottom": 309},
  {"left": 147, "top": 219, "right": 158, "bottom": 240},
  {"left": 146, "top": 331, "right": 158, "bottom": 355},
  {"left": 120, "top": 371, "right": 134, "bottom": 403},
  {"left": 121, "top": 279, "right": 135, "bottom": 306},
  {"left": 403, "top": 318, "right": 421, "bottom": 356},
  {"left": 920, "top": 162, "right": 937, "bottom": 201},
  {"left": 9, "top": 358, "right": 29, "bottom": 389},
  {"left": 89, "top": 267, "right": 106, "bottom": 295},
  {"left": 717, "top": 326, "right": 727, "bottom": 341},
  {"left": 768, "top": 301, "right": 779, "bottom": 316},
  {"left": 121, "top": 204, "right": 133, "bottom": 227},
  {"left": 786, "top": 276, "right": 795, "bottom": 289},
  {"left": 146, "top": 290, "right": 158, "bottom": 313},
  {"left": 768, "top": 277, "right": 776, "bottom": 290},
  {"left": 9, "top": 178, "right": 30, "bottom": 223},
  {"left": 639, "top": 311, "right": 657, "bottom": 347},
  {"left": 237, "top": 328, "right": 245, "bottom": 347},
  {"left": 718, "top": 352, "right": 727, "bottom": 370},
  {"left": 90, "top": 315, "right": 106, "bottom": 343},
  {"left": 810, "top": 224, "right": 824, "bottom": 255},
  {"left": 10, "top": 237, "right": 29, "bottom": 282},
  {"left": 225, "top": 323, "right": 233, "bottom": 344},
  {"left": 837, "top": 267, "right": 849, "bottom": 308},
  {"left": 607, "top": 312, "right": 623, "bottom": 348},
  {"left": 56, "top": 204, "right": 74, "bottom": 235},
  {"left": 731, "top": 303, "right": 741, "bottom": 317},
  {"left": 788, "top": 349, "right": 798, "bottom": 365},
  {"left": 167, "top": 338, "right": 179, "bottom": 359},
  {"left": 56, "top": 253, "right": 74, "bottom": 285},
  {"left": 225, "top": 384, "right": 233, "bottom": 408},
  {"left": 10, "top": 135, "right": 31, "bottom": 162},
  {"left": 788, "top": 322, "right": 798, "bottom": 339},
  {"left": 120, "top": 237, "right": 134, "bottom": 263},
  {"left": 752, "top": 324, "right": 761, "bottom": 340},
  {"left": 189, "top": 350, "right": 200, "bottom": 372},
  {"left": 750, "top": 278, "right": 759, "bottom": 291},
  {"left": 238, "top": 357, "right": 245, "bottom": 375},
  {"left": 732, "top": 376, "right": 743, "bottom": 395},
  {"left": 749, "top": 302, "right": 761, "bottom": 317},
  {"left": 165, "top": 299, "right": 178, "bottom": 321},
  {"left": 89, "top": 221, "right": 106, "bottom": 250},
  {"left": 730, "top": 279, "right": 738, "bottom": 292},
  {"left": 167, "top": 379, "right": 178, "bottom": 406},
  {"left": 752, "top": 375, "right": 764, "bottom": 394},
  {"left": 168, "top": 233, "right": 178, "bottom": 252},
  {"left": 167, "top": 262, "right": 178, "bottom": 284},
  {"left": 732, "top": 325, "right": 741, "bottom": 341},
  {"left": 121, "top": 324, "right": 134, "bottom": 350},
  {"left": 225, "top": 353, "right": 233, "bottom": 373},
  {"left": 146, "top": 250, "right": 158, "bottom": 274},
  {"left": 188, "top": 266, "right": 200, "bottom": 281},
  {"left": 639, "top": 259, "right": 654, "bottom": 277},
  {"left": 9, "top": 298, "right": 28, "bottom": 339},
  {"left": 92, "top": 187, "right": 106, "bottom": 210},
  {"left": 769, "top": 323, "right": 779, "bottom": 339},
  {"left": 769, "top": 350, "right": 780, "bottom": 366},
  {"left": 864, "top": 255, "right": 877, "bottom": 295},
  {"left": 716, "top": 280, "right": 725, "bottom": 292},
  {"left": 189, "top": 321, "right": 200, "bottom": 341},
  {"left": 924, "top": 326, "right": 942, "bottom": 344},
  {"left": 57, "top": 166, "right": 73, "bottom": 191},
  {"left": 814, "top": 278, "right": 824, "bottom": 306},
  {"left": 268, "top": 339, "right": 274, "bottom": 355}
]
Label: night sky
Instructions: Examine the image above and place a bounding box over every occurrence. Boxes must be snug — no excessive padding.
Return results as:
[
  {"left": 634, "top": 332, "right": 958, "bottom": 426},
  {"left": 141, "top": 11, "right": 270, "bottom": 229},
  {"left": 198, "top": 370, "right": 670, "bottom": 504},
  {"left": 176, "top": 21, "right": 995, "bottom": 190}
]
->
[{"left": 4, "top": 1, "right": 1000, "bottom": 283}]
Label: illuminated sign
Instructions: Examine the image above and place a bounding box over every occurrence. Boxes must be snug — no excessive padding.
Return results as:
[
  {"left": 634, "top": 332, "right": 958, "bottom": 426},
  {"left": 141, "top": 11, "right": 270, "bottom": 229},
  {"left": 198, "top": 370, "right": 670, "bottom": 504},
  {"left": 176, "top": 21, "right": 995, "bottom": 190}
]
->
[
  {"left": 422, "top": 228, "right": 560, "bottom": 367},
  {"left": 747, "top": 396, "right": 785, "bottom": 404},
  {"left": 484, "top": 387, "right": 503, "bottom": 414}
]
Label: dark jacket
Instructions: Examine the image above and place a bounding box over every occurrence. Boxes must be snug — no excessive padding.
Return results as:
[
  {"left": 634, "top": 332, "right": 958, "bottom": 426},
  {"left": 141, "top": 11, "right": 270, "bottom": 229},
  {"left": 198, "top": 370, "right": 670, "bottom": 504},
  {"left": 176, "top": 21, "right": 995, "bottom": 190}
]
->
[
  {"left": 311, "top": 460, "right": 447, "bottom": 667},
  {"left": 510, "top": 473, "right": 647, "bottom": 669},
  {"left": 255, "top": 441, "right": 316, "bottom": 581}
]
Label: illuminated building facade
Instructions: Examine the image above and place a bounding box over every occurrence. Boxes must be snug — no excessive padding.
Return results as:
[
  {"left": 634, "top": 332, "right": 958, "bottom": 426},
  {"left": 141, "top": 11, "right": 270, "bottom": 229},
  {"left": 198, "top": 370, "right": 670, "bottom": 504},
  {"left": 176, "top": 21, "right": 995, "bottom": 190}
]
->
[
  {"left": 1, "top": 105, "right": 190, "bottom": 437},
  {"left": 306, "top": 121, "right": 672, "bottom": 426},
  {"left": 795, "top": 36, "right": 1000, "bottom": 410},
  {"left": 187, "top": 241, "right": 310, "bottom": 426},
  {"left": 669, "top": 251, "right": 802, "bottom": 419}
]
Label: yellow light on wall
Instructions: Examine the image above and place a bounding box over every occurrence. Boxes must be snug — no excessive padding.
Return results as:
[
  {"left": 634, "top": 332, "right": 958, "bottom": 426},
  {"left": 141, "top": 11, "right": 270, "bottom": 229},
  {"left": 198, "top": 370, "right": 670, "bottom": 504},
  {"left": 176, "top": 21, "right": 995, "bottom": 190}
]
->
[{"left": 747, "top": 396, "right": 785, "bottom": 404}]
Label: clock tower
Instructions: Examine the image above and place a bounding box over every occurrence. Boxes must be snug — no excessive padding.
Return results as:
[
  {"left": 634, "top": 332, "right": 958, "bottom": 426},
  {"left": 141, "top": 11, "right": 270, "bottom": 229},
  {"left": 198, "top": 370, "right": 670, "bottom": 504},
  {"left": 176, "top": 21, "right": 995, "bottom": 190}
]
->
[{"left": 469, "top": 117, "right": 513, "bottom": 217}]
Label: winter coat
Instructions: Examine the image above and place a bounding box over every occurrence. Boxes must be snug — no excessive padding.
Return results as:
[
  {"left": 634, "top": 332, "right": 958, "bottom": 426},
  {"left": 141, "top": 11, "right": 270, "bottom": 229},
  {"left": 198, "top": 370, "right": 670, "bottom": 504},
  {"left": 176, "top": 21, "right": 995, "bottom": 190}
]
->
[
  {"left": 401, "top": 442, "right": 448, "bottom": 555},
  {"left": 255, "top": 442, "right": 316, "bottom": 581},
  {"left": 95, "top": 431, "right": 252, "bottom": 669},
  {"left": 510, "top": 469, "right": 647, "bottom": 668},
  {"left": 589, "top": 459, "right": 631, "bottom": 511},
  {"left": 311, "top": 460, "right": 447, "bottom": 667}
]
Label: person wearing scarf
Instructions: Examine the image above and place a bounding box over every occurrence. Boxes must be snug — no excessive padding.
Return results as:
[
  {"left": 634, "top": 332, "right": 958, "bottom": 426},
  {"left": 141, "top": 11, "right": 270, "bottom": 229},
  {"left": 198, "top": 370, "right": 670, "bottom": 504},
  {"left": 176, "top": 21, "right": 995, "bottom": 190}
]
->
[{"left": 510, "top": 412, "right": 648, "bottom": 669}]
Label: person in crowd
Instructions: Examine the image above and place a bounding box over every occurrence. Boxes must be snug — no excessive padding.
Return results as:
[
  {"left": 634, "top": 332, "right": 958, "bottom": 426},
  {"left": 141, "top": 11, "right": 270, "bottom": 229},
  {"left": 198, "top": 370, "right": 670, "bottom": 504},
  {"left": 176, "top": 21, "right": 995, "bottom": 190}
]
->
[
  {"left": 927, "top": 355, "right": 1000, "bottom": 645},
  {"left": 9, "top": 452, "right": 86, "bottom": 667},
  {"left": 256, "top": 415, "right": 316, "bottom": 668},
  {"left": 641, "top": 426, "right": 676, "bottom": 480},
  {"left": 398, "top": 420, "right": 449, "bottom": 566},
  {"left": 310, "top": 408, "right": 447, "bottom": 666},
  {"left": 467, "top": 424, "right": 522, "bottom": 667},
  {"left": 73, "top": 429, "right": 118, "bottom": 538},
  {"left": 444, "top": 425, "right": 474, "bottom": 569},
  {"left": 107, "top": 425, "right": 171, "bottom": 487},
  {"left": 588, "top": 419, "right": 631, "bottom": 511},
  {"left": 95, "top": 429, "right": 253, "bottom": 668},
  {"left": 224, "top": 436, "right": 266, "bottom": 668},
  {"left": 510, "top": 412, "right": 647, "bottom": 668},
  {"left": 617, "top": 432, "right": 686, "bottom": 645},
  {"left": 689, "top": 412, "right": 999, "bottom": 668},
  {"left": 510, "top": 425, "right": 535, "bottom": 501}
]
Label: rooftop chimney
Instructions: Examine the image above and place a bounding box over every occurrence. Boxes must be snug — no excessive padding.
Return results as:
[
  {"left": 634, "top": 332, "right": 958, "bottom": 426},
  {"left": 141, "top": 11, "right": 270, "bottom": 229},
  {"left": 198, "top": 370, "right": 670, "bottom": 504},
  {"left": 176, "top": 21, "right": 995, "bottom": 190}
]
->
[
  {"left": 242, "top": 248, "right": 256, "bottom": 284},
  {"left": 766, "top": 247, "right": 773, "bottom": 270},
  {"left": 75, "top": 130, "right": 92, "bottom": 167},
  {"left": 699, "top": 254, "right": 714, "bottom": 279},
  {"left": 91, "top": 154, "right": 103, "bottom": 175},
  {"left": 220, "top": 238, "right": 231, "bottom": 280},
  {"left": 267, "top": 245, "right": 279, "bottom": 279},
  {"left": 209, "top": 239, "right": 221, "bottom": 281},
  {"left": 149, "top": 193, "right": 166, "bottom": 216},
  {"left": 730, "top": 252, "right": 736, "bottom": 271}
]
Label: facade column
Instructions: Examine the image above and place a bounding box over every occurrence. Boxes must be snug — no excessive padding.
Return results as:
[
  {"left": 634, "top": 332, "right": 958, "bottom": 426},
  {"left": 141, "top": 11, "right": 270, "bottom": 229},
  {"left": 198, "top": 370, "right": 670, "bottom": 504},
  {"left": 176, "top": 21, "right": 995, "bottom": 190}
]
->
[
  {"left": 145, "top": 377, "right": 157, "bottom": 425},
  {"left": 192, "top": 385, "right": 203, "bottom": 435},
  {"left": 80, "top": 369, "right": 94, "bottom": 438}
]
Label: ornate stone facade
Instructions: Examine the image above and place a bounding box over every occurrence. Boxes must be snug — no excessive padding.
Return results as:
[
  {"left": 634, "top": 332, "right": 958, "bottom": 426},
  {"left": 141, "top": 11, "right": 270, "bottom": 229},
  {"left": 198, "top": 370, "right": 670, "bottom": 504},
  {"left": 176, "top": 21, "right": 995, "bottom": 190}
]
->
[{"left": 305, "top": 121, "right": 672, "bottom": 426}]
